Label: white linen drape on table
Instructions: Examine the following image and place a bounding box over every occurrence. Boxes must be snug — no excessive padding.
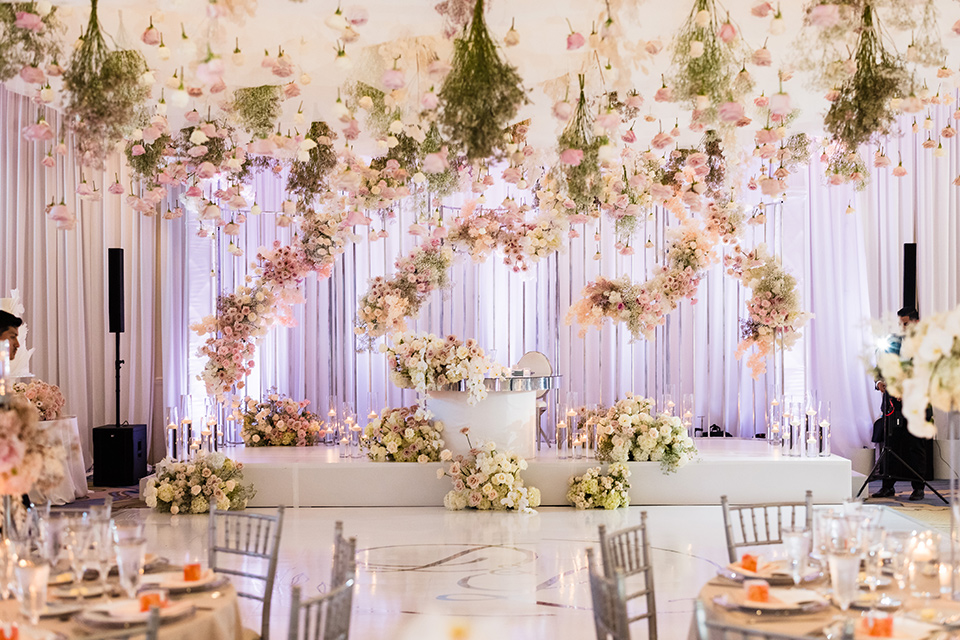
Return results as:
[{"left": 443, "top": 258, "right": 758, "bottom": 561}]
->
[{"left": 29, "top": 416, "right": 88, "bottom": 505}]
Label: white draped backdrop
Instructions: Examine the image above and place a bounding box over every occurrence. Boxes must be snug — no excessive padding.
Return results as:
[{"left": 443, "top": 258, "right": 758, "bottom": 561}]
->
[{"left": 2, "top": 86, "right": 958, "bottom": 466}]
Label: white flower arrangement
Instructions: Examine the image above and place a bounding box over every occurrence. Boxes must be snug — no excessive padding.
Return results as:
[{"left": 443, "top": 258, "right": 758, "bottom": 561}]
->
[
  {"left": 239, "top": 391, "right": 324, "bottom": 447},
  {"left": 877, "top": 304, "right": 960, "bottom": 438},
  {"left": 362, "top": 405, "right": 445, "bottom": 462},
  {"left": 595, "top": 393, "right": 697, "bottom": 473},
  {"left": 144, "top": 451, "right": 255, "bottom": 515},
  {"left": 382, "top": 331, "right": 498, "bottom": 405},
  {"left": 0, "top": 395, "right": 64, "bottom": 496},
  {"left": 567, "top": 463, "right": 631, "bottom": 510},
  {"left": 437, "top": 431, "right": 540, "bottom": 512}
]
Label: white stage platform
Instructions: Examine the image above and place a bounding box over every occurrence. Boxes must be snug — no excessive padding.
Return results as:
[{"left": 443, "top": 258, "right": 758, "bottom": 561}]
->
[{"left": 183, "top": 438, "right": 852, "bottom": 508}]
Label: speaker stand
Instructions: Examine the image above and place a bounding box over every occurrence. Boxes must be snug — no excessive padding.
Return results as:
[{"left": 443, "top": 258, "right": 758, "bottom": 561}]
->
[{"left": 114, "top": 331, "right": 124, "bottom": 427}]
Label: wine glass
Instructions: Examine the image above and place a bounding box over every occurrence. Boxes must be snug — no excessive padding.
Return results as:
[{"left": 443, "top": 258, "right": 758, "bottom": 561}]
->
[
  {"left": 861, "top": 524, "right": 887, "bottom": 606},
  {"left": 13, "top": 542, "right": 49, "bottom": 625},
  {"left": 115, "top": 538, "right": 147, "bottom": 599},
  {"left": 84, "top": 518, "right": 114, "bottom": 596},
  {"left": 63, "top": 516, "right": 92, "bottom": 585},
  {"left": 781, "top": 526, "right": 812, "bottom": 585}
]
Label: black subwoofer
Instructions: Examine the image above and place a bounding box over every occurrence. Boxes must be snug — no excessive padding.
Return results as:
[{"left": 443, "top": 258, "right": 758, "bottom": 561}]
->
[{"left": 92, "top": 424, "right": 147, "bottom": 487}]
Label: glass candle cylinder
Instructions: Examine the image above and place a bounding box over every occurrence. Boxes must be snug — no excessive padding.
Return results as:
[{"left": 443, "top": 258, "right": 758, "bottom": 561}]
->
[
  {"left": 908, "top": 531, "right": 942, "bottom": 599},
  {"left": 556, "top": 421, "right": 568, "bottom": 460},
  {"left": 179, "top": 419, "right": 192, "bottom": 461}
]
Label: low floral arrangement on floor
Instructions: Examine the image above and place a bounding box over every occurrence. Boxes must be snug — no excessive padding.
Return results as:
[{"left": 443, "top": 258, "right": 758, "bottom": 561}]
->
[
  {"left": 729, "top": 244, "right": 811, "bottom": 379},
  {"left": 0, "top": 394, "right": 64, "bottom": 495},
  {"left": 567, "top": 463, "right": 631, "bottom": 510},
  {"left": 362, "top": 405, "right": 445, "bottom": 462},
  {"left": 595, "top": 393, "right": 697, "bottom": 473},
  {"left": 144, "top": 451, "right": 255, "bottom": 514},
  {"left": 238, "top": 391, "right": 324, "bottom": 446},
  {"left": 12, "top": 379, "right": 64, "bottom": 420},
  {"left": 438, "top": 431, "right": 540, "bottom": 512},
  {"left": 382, "top": 331, "right": 498, "bottom": 405},
  {"left": 877, "top": 304, "right": 960, "bottom": 439}
]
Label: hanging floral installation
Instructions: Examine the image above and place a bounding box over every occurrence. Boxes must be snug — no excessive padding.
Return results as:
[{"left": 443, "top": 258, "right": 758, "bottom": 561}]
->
[
  {"left": 0, "top": 2, "right": 62, "bottom": 83},
  {"left": 553, "top": 74, "right": 606, "bottom": 216}
]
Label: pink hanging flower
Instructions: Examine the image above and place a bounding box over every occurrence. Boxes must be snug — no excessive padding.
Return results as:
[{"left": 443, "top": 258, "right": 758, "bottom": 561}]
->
[
  {"left": 644, "top": 39, "right": 663, "bottom": 55},
  {"left": 874, "top": 153, "right": 892, "bottom": 168},
  {"left": 130, "top": 144, "right": 146, "bottom": 156},
  {"left": 14, "top": 11, "right": 44, "bottom": 32},
  {"left": 621, "top": 129, "right": 637, "bottom": 144},
  {"left": 22, "top": 120, "right": 54, "bottom": 142},
  {"left": 382, "top": 69, "right": 405, "bottom": 90},
  {"left": 718, "top": 102, "right": 744, "bottom": 123},
  {"left": 751, "top": 2, "right": 774, "bottom": 17},
  {"left": 19, "top": 66, "right": 45, "bottom": 84},
  {"left": 196, "top": 161, "right": 217, "bottom": 179},
  {"left": 185, "top": 185, "right": 202, "bottom": 197},
  {"left": 422, "top": 150, "right": 448, "bottom": 173},
  {"left": 809, "top": 5, "right": 841, "bottom": 28},
  {"left": 651, "top": 132, "right": 673, "bottom": 149},
  {"left": 108, "top": 181, "right": 124, "bottom": 195},
  {"left": 566, "top": 32, "right": 586, "bottom": 50},
  {"left": 654, "top": 86, "right": 672, "bottom": 102},
  {"left": 45, "top": 63, "right": 62, "bottom": 77},
  {"left": 717, "top": 22, "right": 737, "bottom": 44},
  {"left": 769, "top": 93, "right": 791, "bottom": 116},
  {"left": 141, "top": 19, "right": 160, "bottom": 45},
  {"left": 48, "top": 202, "right": 72, "bottom": 223},
  {"left": 559, "top": 148, "right": 584, "bottom": 166},
  {"left": 552, "top": 101, "right": 573, "bottom": 121},
  {"left": 953, "top": 19, "right": 960, "bottom": 36},
  {"left": 892, "top": 164, "right": 907, "bottom": 177},
  {"left": 421, "top": 92, "right": 439, "bottom": 110},
  {"left": 283, "top": 82, "right": 300, "bottom": 99},
  {"left": 41, "top": 154, "right": 55, "bottom": 168},
  {"left": 751, "top": 47, "right": 772, "bottom": 66},
  {"left": 942, "top": 125, "right": 957, "bottom": 139}
]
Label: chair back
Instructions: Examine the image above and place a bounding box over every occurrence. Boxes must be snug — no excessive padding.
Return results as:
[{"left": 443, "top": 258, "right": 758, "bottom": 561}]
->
[
  {"left": 208, "top": 505, "right": 285, "bottom": 640},
  {"left": 331, "top": 521, "right": 357, "bottom": 587},
  {"left": 586, "top": 547, "right": 629, "bottom": 640},
  {"left": 598, "top": 511, "right": 657, "bottom": 638},
  {"left": 720, "top": 491, "right": 813, "bottom": 564},
  {"left": 81, "top": 606, "right": 161, "bottom": 640},
  {"left": 288, "top": 579, "right": 355, "bottom": 640}
]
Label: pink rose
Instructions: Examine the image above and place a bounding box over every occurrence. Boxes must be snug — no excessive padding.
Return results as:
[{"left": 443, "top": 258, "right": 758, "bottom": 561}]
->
[
  {"left": 141, "top": 24, "right": 161, "bottom": 46},
  {"left": 552, "top": 101, "right": 573, "bottom": 121},
  {"left": 751, "top": 2, "right": 773, "bottom": 17},
  {"left": 41, "top": 154, "right": 55, "bottom": 168},
  {"left": 422, "top": 151, "right": 448, "bottom": 173},
  {"left": 14, "top": 11, "right": 44, "bottom": 32},
  {"left": 717, "top": 22, "right": 737, "bottom": 44},
  {"left": 566, "top": 32, "right": 585, "bottom": 50},
  {"left": 197, "top": 161, "right": 217, "bottom": 179},
  {"left": 382, "top": 69, "right": 405, "bottom": 90},
  {"left": 893, "top": 164, "right": 907, "bottom": 178},
  {"left": 751, "top": 47, "right": 772, "bottom": 66},
  {"left": 769, "top": 93, "right": 791, "bottom": 116},
  {"left": 48, "top": 203, "right": 72, "bottom": 222},
  {"left": 718, "top": 102, "right": 744, "bottom": 123},
  {"left": 108, "top": 182, "right": 125, "bottom": 195},
  {"left": 421, "top": 92, "right": 439, "bottom": 110},
  {"left": 19, "top": 66, "right": 45, "bottom": 84},
  {"left": 621, "top": 129, "right": 636, "bottom": 144},
  {"left": 560, "top": 148, "right": 584, "bottom": 166},
  {"left": 808, "top": 5, "right": 840, "bottom": 28},
  {"left": 651, "top": 132, "right": 673, "bottom": 149},
  {"left": 654, "top": 86, "right": 672, "bottom": 102},
  {"left": 130, "top": 144, "right": 146, "bottom": 156},
  {"left": 22, "top": 121, "right": 54, "bottom": 142}
]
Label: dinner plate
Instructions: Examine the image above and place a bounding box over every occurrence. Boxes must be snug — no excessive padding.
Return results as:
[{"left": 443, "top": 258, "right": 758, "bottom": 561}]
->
[
  {"left": 858, "top": 575, "right": 892, "bottom": 589},
  {"left": 47, "top": 571, "right": 73, "bottom": 586},
  {"left": 141, "top": 569, "right": 224, "bottom": 594},
  {"left": 77, "top": 599, "right": 195, "bottom": 627},
  {"left": 50, "top": 583, "right": 108, "bottom": 599},
  {"left": 713, "top": 588, "right": 829, "bottom": 615},
  {"left": 725, "top": 560, "right": 822, "bottom": 586},
  {"left": 849, "top": 592, "right": 902, "bottom": 611},
  {"left": 851, "top": 616, "right": 941, "bottom": 640},
  {"left": 25, "top": 602, "right": 84, "bottom": 619}
]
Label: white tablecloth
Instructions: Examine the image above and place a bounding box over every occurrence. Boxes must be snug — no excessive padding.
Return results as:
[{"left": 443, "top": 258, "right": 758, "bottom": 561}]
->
[{"left": 29, "top": 416, "right": 88, "bottom": 505}]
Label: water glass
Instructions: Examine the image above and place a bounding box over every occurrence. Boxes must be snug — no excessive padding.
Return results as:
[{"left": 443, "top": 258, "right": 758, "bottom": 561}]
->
[
  {"left": 781, "top": 526, "right": 812, "bottom": 584},
  {"left": 63, "top": 518, "right": 92, "bottom": 584},
  {"left": 116, "top": 538, "right": 147, "bottom": 599},
  {"left": 828, "top": 550, "right": 861, "bottom": 610},
  {"left": 0, "top": 540, "right": 14, "bottom": 600},
  {"left": 883, "top": 530, "right": 912, "bottom": 590},
  {"left": 908, "top": 531, "right": 941, "bottom": 599},
  {"left": 13, "top": 557, "right": 49, "bottom": 625},
  {"left": 861, "top": 524, "right": 887, "bottom": 597},
  {"left": 112, "top": 519, "right": 145, "bottom": 544}
]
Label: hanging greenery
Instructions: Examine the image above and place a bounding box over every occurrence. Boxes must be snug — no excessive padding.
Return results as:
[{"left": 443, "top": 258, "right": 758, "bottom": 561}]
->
[
  {"left": 555, "top": 75, "right": 606, "bottom": 216},
  {"left": 125, "top": 133, "right": 171, "bottom": 184},
  {"left": 176, "top": 123, "right": 228, "bottom": 168},
  {"left": 823, "top": 3, "right": 910, "bottom": 153},
  {"left": 63, "top": 0, "right": 149, "bottom": 168},
  {"left": 232, "top": 85, "right": 282, "bottom": 139},
  {"left": 287, "top": 121, "right": 338, "bottom": 203},
  {"left": 0, "top": 2, "right": 62, "bottom": 82},
  {"left": 438, "top": 0, "right": 527, "bottom": 164},
  {"left": 669, "top": 0, "right": 742, "bottom": 117},
  {"left": 660, "top": 130, "right": 726, "bottom": 198}
]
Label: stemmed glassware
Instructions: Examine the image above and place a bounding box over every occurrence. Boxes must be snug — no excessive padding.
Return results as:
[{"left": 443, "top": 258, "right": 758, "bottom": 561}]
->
[
  {"left": 861, "top": 523, "right": 887, "bottom": 605},
  {"left": 84, "top": 518, "right": 115, "bottom": 596},
  {"left": 13, "top": 541, "right": 49, "bottom": 625},
  {"left": 115, "top": 538, "right": 147, "bottom": 600},
  {"left": 781, "top": 526, "right": 812, "bottom": 585},
  {"left": 62, "top": 516, "right": 93, "bottom": 586}
]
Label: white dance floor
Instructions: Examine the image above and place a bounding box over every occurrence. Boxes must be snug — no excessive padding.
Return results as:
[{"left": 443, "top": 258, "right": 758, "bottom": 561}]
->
[{"left": 219, "top": 438, "right": 853, "bottom": 508}]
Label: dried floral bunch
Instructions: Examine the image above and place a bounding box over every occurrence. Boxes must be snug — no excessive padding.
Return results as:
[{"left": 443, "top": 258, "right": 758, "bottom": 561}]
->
[
  {"left": 555, "top": 75, "right": 607, "bottom": 216},
  {"left": 287, "top": 121, "right": 337, "bottom": 203},
  {"left": 125, "top": 130, "right": 171, "bottom": 184},
  {"left": 823, "top": 3, "right": 910, "bottom": 155},
  {"left": 669, "top": 0, "right": 743, "bottom": 118},
  {"left": 232, "top": 84, "right": 282, "bottom": 139},
  {"left": 0, "top": 2, "right": 62, "bottom": 82},
  {"left": 63, "top": 0, "right": 149, "bottom": 168},
  {"left": 438, "top": 0, "right": 526, "bottom": 163}
]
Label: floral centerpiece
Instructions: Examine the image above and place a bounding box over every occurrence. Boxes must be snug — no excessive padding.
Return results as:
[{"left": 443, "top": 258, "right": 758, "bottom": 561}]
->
[
  {"left": 12, "top": 379, "right": 64, "bottom": 421},
  {"left": 238, "top": 391, "right": 324, "bottom": 447},
  {"left": 0, "top": 395, "right": 64, "bottom": 496},
  {"left": 362, "top": 405, "right": 445, "bottom": 462},
  {"left": 595, "top": 393, "right": 697, "bottom": 473},
  {"left": 437, "top": 431, "right": 540, "bottom": 512},
  {"left": 567, "top": 463, "right": 631, "bottom": 510},
  {"left": 877, "top": 304, "right": 960, "bottom": 438},
  {"left": 382, "top": 331, "right": 497, "bottom": 405},
  {"left": 143, "top": 451, "right": 255, "bottom": 514}
]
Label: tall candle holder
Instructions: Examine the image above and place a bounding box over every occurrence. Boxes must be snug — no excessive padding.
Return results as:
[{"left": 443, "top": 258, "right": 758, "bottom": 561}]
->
[
  {"left": 164, "top": 406, "right": 179, "bottom": 460},
  {"left": 767, "top": 399, "right": 782, "bottom": 446},
  {"left": 556, "top": 420, "right": 568, "bottom": 460},
  {"left": 804, "top": 396, "right": 818, "bottom": 458},
  {"left": 179, "top": 418, "right": 192, "bottom": 462},
  {"left": 818, "top": 402, "right": 832, "bottom": 457},
  {"left": 789, "top": 401, "right": 803, "bottom": 457},
  {"left": 326, "top": 401, "right": 338, "bottom": 447}
]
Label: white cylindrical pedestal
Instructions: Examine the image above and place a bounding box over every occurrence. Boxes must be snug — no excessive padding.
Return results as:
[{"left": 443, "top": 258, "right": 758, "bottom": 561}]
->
[{"left": 427, "top": 390, "right": 537, "bottom": 460}]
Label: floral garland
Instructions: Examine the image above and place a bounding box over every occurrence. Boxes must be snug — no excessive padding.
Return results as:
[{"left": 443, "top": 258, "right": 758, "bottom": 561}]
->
[
  {"left": 567, "top": 463, "right": 631, "bottom": 510},
  {"left": 12, "top": 379, "right": 64, "bottom": 421},
  {"left": 877, "top": 304, "right": 960, "bottom": 439},
  {"left": 143, "top": 451, "right": 255, "bottom": 514},
  {"left": 361, "top": 405, "right": 445, "bottom": 463},
  {"left": 438, "top": 432, "right": 540, "bottom": 511},
  {"left": 238, "top": 391, "right": 324, "bottom": 446},
  {"left": 0, "top": 394, "right": 64, "bottom": 495},
  {"left": 595, "top": 393, "right": 697, "bottom": 474},
  {"left": 382, "top": 331, "right": 496, "bottom": 406},
  {"left": 728, "top": 244, "right": 810, "bottom": 379}
]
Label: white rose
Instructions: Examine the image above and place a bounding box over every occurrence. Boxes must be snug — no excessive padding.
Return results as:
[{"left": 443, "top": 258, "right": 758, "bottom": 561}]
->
[{"left": 170, "top": 505, "right": 179, "bottom": 515}]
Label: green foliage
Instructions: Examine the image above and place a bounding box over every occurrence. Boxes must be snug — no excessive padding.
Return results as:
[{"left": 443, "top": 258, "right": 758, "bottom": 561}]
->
[
  {"left": 232, "top": 85, "right": 282, "bottom": 139},
  {"left": 438, "top": 0, "right": 527, "bottom": 164},
  {"left": 287, "top": 121, "right": 338, "bottom": 203},
  {"left": 556, "top": 75, "right": 606, "bottom": 216},
  {"left": 125, "top": 133, "right": 170, "bottom": 184},
  {"left": 669, "top": 0, "right": 741, "bottom": 111}
]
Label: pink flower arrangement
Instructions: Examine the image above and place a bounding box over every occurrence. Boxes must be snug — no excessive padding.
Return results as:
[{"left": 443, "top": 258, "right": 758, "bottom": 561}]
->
[
  {"left": 361, "top": 405, "right": 445, "bottom": 462},
  {"left": 0, "top": 395, "right": 64, "bottom": 496},
  {"left": 12, "top": 380, "right": 65, "bottom": 421},
  {"left": 238, "top": 391, "right": 324, "bottom": 446}
]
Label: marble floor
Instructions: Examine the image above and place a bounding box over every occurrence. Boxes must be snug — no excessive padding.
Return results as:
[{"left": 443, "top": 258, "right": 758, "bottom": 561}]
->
[{"left": 127, "top": 504, "right": 930, "bottom": 640}]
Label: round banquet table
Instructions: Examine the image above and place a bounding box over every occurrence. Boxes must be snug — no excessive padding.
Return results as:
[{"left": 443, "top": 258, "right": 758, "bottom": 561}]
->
[
  {"left": 29, "top": 416, "right": 88, "bottom": 506},
  {"left": 694, "top": 569, "right": 960, "bottom": 638},
  {"left": 0, "top": 580, "right": 243, "bottom": 640}
]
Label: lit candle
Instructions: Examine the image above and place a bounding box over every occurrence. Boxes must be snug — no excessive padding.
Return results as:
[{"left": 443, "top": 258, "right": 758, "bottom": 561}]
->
[
  {"left": 806, "top": 407, "right": 817, "bottom": 417},
  {"left": 819, "top": 420, "right": 830, "bottom": 428},
  {"left": 771, "top": 423, "right": 780, "bottom": 433}
]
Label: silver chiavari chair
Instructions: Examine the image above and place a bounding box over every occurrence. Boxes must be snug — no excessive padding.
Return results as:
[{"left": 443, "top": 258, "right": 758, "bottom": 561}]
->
[
  {"left": 208, "top": 505, "right": 285, "bottom": 640},
  {"left": 587, "top": 547, "right": 630, "bottom": 640},
  {"left": 81, "top": 606, "right": 161, "bottom": 640},
  {"left": 720, "top": 491, "right": 813, "bottom": 563},
  {"left": 331, "top": 521, "right": 356, "bottom": 587},
  {"left": 598, "top": 511, "right": 657, "bottom": 639},
  {"left": 287, "top": 579, "right": 355, "bottom": 640}
]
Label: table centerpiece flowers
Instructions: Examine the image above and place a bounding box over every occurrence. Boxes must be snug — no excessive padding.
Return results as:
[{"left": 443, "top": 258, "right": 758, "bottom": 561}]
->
[
  {"left": 877, "top": 304, "right": 960, "bottom": 438},
  {"left": 12, "top": 379, "right": 65, "bottom": 421},
  {"left": 567, "top": 462, "right": 631, "bottom": 510},
  {"left": 437, "top": 430, "right": 540, "bottom": 512},
  {"left": 238, "top": 391, "right": 324, "bottom": 446},
  {"left": 362, "top": 405, "right": 445, "bottom": 462},
  {"left": 595, "top": 393, "right": 697, "bottom": 473},
  {"left": 0, "top": 394, "right": 64, "bottom": 497},
  {"left": 144, "top": 451, "right": 255, "bottom": 514},
  {"left": 382, "top": 331, "right": 500, "bottom": 405}
]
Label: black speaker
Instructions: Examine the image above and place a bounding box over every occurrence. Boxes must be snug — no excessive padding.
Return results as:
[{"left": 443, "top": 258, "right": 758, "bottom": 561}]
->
[
  {"left": 92, "top": 424, "right": 147, "bottom": 486},
  {"left": 108, "top": 248, "right": 124, "bottom": 334},
  {"left": 903, "top": 243, "right": 917, "bottom": 311}
]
